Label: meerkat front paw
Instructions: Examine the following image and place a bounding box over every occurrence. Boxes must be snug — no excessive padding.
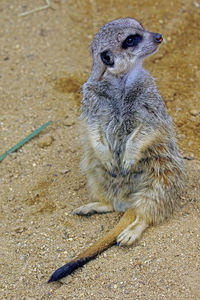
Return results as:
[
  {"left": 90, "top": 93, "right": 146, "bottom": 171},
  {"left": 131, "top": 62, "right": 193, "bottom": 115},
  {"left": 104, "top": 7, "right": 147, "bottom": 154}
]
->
[
  {"left": 103, "top": 160, "right": 118, "bottom": 177},
  {"left": 117, "top": 219, "right": 148, "bottom": 246},
  {"left": 73, "top": 202, "right": 114, "bottom": 216}
]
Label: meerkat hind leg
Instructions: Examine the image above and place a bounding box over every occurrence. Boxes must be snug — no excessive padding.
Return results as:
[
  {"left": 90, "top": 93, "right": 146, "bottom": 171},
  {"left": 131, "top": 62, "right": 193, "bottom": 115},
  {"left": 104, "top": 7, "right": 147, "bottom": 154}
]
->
[
  {"left": 117, "top": 218, "right": 148, "bottom": 246},
  {"left": 73, "top": 202, "right": 114, "bottom": 216}
]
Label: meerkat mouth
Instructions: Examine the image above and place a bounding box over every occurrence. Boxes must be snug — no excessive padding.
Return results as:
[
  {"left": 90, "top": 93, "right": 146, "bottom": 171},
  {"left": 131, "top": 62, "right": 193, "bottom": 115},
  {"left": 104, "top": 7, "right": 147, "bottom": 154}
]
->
[{"left": 139, "top": 46, "right": 159, "bottom": 59}]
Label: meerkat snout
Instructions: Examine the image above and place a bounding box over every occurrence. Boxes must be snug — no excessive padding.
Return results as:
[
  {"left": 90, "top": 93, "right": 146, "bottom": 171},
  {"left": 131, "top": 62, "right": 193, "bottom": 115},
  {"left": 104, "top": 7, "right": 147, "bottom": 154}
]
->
[{"left": 154, "top": 33, "right": 163, "bottom": 44}]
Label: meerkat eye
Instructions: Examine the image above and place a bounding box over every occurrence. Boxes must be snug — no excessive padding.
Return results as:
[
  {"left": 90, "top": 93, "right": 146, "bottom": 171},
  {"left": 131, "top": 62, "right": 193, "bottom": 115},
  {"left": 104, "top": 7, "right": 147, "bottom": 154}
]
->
[
  {"left": 122, "top": 34, "right": 142, "bottom": 49},
  {"left": 100, "top": 50, "right": 114, "bottom": 67}
]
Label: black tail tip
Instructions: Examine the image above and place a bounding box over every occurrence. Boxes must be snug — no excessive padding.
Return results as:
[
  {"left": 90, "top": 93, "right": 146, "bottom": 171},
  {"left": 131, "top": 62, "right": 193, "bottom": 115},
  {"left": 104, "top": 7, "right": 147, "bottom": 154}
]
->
[
  {"left": 47, "top": 264, "right": 72, "bottom": 283},
  {"left": 48, "top": 272, "right": 60, "bottom": 283},
  {"left": 48, "top": 269, "right": 63, "bottom": 283},
  {"left": 48, "top": 259, "right": 86, "bottom": 283},
  {"left": 47, "top": 277, "right": 55, "bottom": 284}
]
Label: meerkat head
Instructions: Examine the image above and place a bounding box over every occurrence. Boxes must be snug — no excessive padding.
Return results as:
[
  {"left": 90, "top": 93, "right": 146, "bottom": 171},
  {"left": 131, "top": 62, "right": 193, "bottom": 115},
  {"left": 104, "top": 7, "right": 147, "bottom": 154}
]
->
[{"left": 90, "top": 18, "right": 163, "bottom": 80}]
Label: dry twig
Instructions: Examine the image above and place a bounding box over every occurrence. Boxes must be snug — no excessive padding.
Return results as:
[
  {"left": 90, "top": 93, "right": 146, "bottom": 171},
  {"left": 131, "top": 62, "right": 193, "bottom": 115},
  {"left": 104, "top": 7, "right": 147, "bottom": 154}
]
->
[{"left": 19, "top": 0, "right": 51, "bottom": 17}]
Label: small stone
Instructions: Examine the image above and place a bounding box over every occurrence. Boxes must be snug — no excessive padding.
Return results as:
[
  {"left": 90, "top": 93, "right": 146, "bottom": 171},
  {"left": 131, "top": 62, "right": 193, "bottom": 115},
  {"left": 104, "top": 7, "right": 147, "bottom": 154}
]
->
[
  {"left": 177, "top": 134, "right": 185, "bottom": 140},
  {"left": 190, "top": 109, "right": 199, "bottom": 116},
  {"left": 15, "top": 227, "right": 25, "bottom": 233},
  {"left": 40, "top": 28, "right": 47, "bottom": 37},
  {"left": 20, "top": 255, "right": 26, "bottom": 260},
  {"left": 63, "top": 117, "right": 75, "bottom": 127},
  {"left": 193, "top": 1, "right": 200, "bottom": 8},
  {"left": 38, "top": 135, "right": 53, "bottom": 148},
  {"left": 183, "top": 153, "right": 194, "bottom": 160},
  {"left": 124, "top": 290, "right": 130, "bottom": 294},
  {"left": 60, "top": 169, "right": 70, "bottom": 174}
]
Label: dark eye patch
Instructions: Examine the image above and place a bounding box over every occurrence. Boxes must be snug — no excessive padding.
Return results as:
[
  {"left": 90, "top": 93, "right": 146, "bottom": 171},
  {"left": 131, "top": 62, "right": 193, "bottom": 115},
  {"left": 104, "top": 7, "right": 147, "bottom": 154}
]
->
[
  {"left": 122, "top": 34, "right": 143, "bottom": 49},
  {"left": 100, "top": 50, "right": 114, "bottom": 66}
]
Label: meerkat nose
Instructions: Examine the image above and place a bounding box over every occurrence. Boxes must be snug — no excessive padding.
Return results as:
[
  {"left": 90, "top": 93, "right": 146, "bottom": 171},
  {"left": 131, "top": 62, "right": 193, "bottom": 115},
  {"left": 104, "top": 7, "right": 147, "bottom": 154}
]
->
[{"left": 154, "top": 33, "right": 163, "bottom": 43}]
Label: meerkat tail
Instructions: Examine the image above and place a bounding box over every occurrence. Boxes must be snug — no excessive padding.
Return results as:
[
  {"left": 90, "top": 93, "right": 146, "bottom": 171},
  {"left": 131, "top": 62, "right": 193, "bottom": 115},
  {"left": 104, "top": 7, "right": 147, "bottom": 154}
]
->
[{"left": 48, "top": 208, "right": 136, "bottom": 283}]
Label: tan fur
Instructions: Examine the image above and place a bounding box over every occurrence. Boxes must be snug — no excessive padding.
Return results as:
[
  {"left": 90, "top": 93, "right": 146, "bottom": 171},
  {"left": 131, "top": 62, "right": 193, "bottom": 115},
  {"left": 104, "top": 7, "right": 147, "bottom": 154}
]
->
[{"left": 74, "top": 209, "right": 136, "bottom": 260}]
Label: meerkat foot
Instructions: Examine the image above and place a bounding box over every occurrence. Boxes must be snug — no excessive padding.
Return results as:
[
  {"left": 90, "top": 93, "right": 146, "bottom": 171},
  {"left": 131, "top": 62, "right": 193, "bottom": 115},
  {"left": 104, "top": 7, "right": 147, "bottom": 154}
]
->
[
  {"left": 73, "top": 202, "right": 114, "bottom": 216},
  {"left": 117, "top": 218, "right": 148, "bottom": 246}
]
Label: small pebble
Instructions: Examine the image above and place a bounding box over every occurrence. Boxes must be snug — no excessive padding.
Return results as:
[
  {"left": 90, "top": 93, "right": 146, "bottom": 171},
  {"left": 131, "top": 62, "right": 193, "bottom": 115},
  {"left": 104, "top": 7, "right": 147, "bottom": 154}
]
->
[
  {"left": 193, "top": 1, "right": 200, "bottom": 8},
  {"left": 183, "top": 153, "right": 194, "bottom": 160},
  {"left": 40, "top": 28, "right": 47, "bottom": 37},
  {"left": 190, "top": 109, "right": 199, "bottom": 116},
  {"left": 15, "top": 227, "right": 25, "bottom": 233},
  {"left": 63, "top": 117, "right": 75, "bottom": 127},
  {"left": 60, "top": 169, "right": 70, "bottom": 174},
  {"left": 38, "top": 135, "right": 53, "bottom": 148}
]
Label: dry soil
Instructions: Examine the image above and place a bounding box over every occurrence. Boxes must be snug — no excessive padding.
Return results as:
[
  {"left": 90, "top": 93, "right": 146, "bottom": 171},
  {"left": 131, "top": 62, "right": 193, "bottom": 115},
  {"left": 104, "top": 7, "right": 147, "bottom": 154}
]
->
[{"left": 0, "top": 0, "right": 199, "bottom": 299}]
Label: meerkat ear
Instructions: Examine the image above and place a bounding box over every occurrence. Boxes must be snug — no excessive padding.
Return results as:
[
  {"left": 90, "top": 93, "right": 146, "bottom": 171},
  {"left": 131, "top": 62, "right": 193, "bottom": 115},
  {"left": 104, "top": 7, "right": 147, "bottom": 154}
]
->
[{"left": 100, "top": 50, "right": 114, "bottom": 67}]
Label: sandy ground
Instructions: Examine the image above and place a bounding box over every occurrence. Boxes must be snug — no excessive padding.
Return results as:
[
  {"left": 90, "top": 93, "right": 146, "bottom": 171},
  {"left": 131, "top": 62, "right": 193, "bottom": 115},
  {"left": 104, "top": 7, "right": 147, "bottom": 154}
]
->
[{"left": 0, "top": 0, "right": 200, "bottom": 299}]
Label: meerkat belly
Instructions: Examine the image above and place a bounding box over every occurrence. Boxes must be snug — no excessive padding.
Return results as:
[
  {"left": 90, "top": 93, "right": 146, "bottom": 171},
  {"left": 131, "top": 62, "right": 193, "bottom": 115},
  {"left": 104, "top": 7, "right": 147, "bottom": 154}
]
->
[
  {"left": 84, "top": 114, "right": 146, "bottom": 210},
  {"left": 88, "top": 152, "right": 144, "bottom": 211},
  {"left": 112, "top": 169, "right": 145, "bottom": 211}
]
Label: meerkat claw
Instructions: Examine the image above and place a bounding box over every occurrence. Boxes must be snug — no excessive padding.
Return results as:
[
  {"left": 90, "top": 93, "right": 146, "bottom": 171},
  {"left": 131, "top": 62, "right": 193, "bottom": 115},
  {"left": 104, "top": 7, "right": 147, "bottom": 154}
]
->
[
  {"left": 117, "top": 232, "right": 135, "bottom": 246},
  {"left": 109, "top": 167, "right": 117, "bottom": 178}
]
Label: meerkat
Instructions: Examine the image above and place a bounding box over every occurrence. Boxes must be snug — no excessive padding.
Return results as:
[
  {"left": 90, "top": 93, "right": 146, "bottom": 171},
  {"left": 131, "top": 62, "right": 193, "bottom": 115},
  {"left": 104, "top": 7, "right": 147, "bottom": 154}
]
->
[{"left": 48, "top": 18, "right": 184, "bottom": 282}]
